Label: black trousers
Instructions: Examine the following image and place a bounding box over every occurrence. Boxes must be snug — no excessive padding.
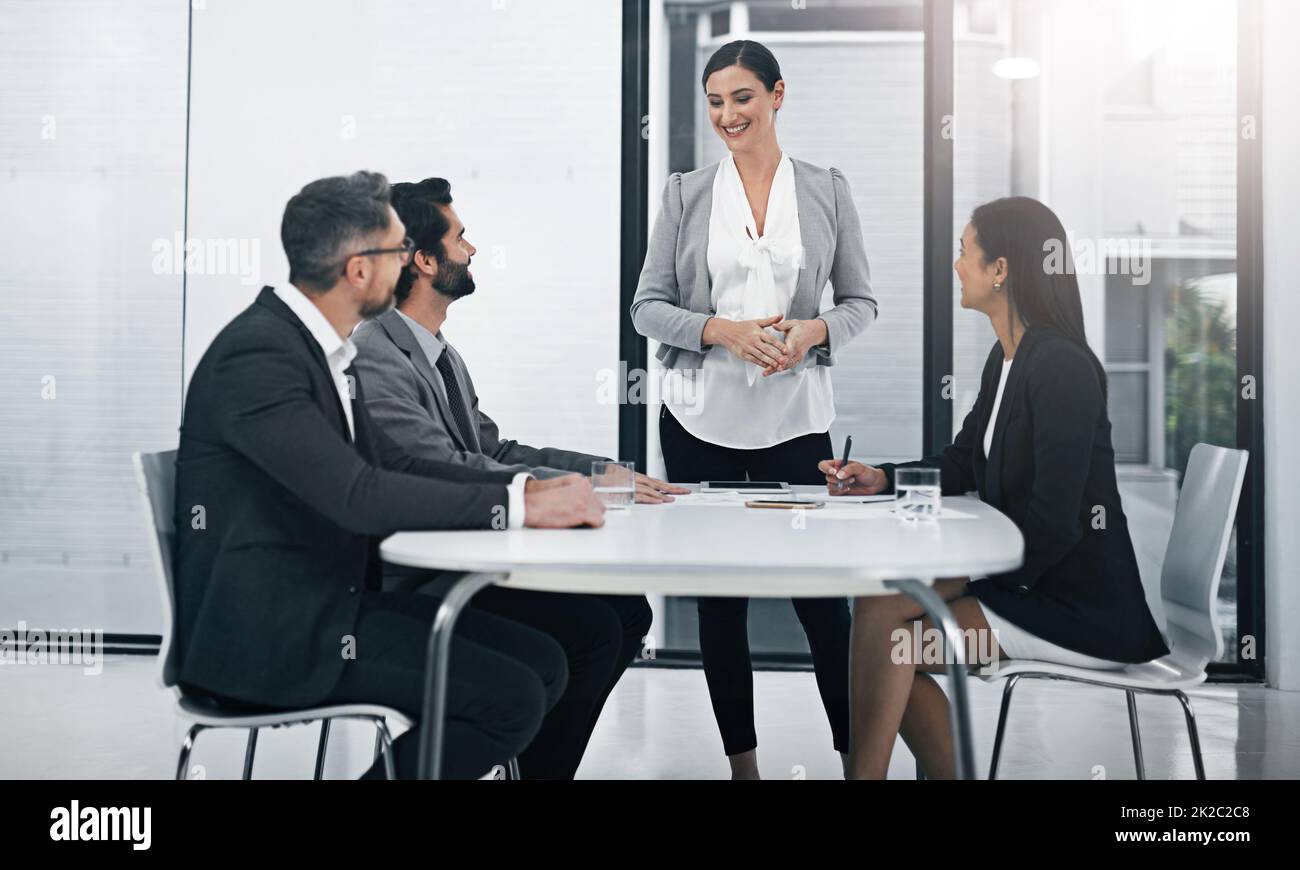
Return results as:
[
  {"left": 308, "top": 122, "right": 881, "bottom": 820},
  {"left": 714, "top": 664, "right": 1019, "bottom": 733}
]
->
[
  {"left": 318, "top": 590, "right": 568, "bottom": 780},
  {"left": 659, "top": 405, "right": 851, "bottom": 756},
  {"left": 385, "top": 570, "right": 651, "bottom": 779},
  {"left": 468, "top": 586, "right": 651, "bottom": 779}
]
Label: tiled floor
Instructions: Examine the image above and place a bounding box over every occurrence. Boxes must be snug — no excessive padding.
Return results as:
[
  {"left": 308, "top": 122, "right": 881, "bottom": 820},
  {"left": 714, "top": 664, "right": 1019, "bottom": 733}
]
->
[{"left": 1, "top": 657, "right": 1297, "bottom": 779}]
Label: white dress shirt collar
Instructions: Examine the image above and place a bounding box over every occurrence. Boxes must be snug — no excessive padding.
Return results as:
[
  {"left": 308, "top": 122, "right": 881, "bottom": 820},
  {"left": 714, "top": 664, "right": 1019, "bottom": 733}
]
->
[
  {"left": 274, "top": 284, "right": 358, "bottom": 438},
  {"left": 275, "top": 284, "right": 355, "bottom": 364}
]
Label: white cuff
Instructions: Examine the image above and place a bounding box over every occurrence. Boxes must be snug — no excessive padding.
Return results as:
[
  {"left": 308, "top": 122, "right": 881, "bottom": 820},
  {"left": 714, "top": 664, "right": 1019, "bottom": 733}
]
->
[{"left": 507, "top": 472, "right": 533, "bottom": 529}]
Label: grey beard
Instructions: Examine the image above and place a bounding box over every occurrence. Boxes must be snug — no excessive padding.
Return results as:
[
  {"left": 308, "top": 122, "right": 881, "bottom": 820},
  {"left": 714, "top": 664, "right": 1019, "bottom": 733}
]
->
[{"left": 359, "top": 292, "right": 396, "bottom": 319}]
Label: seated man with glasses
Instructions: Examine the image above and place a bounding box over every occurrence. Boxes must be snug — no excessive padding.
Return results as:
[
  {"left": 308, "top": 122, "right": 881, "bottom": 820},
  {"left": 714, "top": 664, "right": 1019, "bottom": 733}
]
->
[{"left": 173, "top": 170, "right": 608, "bottom": 779}]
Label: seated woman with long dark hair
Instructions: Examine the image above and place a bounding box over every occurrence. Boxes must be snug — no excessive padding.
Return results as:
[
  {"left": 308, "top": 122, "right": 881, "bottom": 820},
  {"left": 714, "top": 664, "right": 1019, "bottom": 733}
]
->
[{"left": 820, "top": 197, "right": 1169, "bottom": 780}]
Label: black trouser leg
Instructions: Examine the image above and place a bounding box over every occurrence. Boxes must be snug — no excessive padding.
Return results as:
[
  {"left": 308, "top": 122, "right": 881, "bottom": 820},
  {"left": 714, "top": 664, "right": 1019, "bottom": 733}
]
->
[
  {"left": 696, "top": 595, "right": 758, "bottom": 755},
  {"left": 321, "top": 591, "right": 566, "bottom": 780},
  {"left": 660, "top": 407, "right": 849, "bottom": 756},
  {"left": 579, "top": 593, "right": 655, "bottom": 739},
  {"left": 789, "top": 596, "right": 852, "bottom": 753},
  {"left": 660, "top": 407, "right": 760, "bottom": 754},
  {"left": 470, "top": 586, "right": 651, "bottom": 779},
  {"left": 752, "top": 429, "right": 852, "bottom": 754}
]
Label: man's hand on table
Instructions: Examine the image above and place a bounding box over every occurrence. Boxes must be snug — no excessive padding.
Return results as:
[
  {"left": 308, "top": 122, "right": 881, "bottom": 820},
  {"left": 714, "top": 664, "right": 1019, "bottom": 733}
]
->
[{"left": 524, "top": 475, "right": 606, "bottom": 528}]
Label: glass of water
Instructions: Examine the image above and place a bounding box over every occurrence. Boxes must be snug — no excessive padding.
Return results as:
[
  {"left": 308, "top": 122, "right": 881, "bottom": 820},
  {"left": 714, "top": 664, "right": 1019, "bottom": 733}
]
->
[
  {"left": 894, "top": 468, "right": 941, "bottom": 521},
  {"left": 592, "top": 460, "right": 636, "bottom": 510}
]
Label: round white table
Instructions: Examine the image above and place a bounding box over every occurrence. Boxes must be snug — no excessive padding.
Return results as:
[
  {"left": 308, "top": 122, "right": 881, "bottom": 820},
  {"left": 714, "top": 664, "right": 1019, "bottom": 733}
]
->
[{"left": 380, "top": 487, "right": 1024, "bottom": 779}]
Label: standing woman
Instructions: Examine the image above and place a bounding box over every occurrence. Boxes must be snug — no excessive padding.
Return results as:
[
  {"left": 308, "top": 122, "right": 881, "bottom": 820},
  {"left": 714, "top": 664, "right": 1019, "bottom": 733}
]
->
[
  {"left": 631, "top": 39, "right": 877, "bottom": 779},
  {"left": 821, "top": 197, "right": 1169, "bottom": 779}
]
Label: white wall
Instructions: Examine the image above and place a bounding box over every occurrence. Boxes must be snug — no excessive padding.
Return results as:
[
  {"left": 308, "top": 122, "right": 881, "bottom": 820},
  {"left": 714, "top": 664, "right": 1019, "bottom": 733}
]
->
[
  {"left": 1262, "top": 0, "right": 1300, "bottom": 691},
  {"left": 183, "top": 0, "right": 623, "bottom": 458}
]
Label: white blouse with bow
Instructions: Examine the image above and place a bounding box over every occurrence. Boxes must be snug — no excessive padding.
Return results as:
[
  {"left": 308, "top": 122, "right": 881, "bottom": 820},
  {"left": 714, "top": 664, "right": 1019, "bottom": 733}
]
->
[{"left": 663, "top": 152, "right": 835, "bottom": 449}]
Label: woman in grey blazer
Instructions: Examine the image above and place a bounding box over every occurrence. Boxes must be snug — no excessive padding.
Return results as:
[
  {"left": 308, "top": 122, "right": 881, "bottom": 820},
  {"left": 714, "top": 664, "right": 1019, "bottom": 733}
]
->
[{"left": 631, "top": 40, "right": 877, "bottom": 779}]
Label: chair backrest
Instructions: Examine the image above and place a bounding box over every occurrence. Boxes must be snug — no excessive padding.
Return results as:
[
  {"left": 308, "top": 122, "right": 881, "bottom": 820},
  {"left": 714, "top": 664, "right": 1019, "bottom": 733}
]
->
[
  {"left": 1160, "top": 443, "right": 1248, "bottom": 666},
  {"left": 132, "top": 450, "right": 180, "bottom": 690}
]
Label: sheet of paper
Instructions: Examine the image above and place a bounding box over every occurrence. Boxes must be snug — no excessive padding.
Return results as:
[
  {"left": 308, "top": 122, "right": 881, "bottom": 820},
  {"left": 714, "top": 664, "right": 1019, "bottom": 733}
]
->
[
  {"left": 812, "top": 506, "right": 979, "bottom": 521},
  {"left": 657, "top": 492, "right": 753, "bottom": 507},
  {"left": 806, "top": 494, "right": 896, "bottom": 505}
]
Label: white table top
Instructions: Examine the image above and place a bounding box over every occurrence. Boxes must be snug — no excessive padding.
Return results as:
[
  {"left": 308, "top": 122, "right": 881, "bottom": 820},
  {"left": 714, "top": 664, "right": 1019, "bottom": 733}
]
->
[{"left": 380, "top": 486, "right": 1024, "bottom": 598}]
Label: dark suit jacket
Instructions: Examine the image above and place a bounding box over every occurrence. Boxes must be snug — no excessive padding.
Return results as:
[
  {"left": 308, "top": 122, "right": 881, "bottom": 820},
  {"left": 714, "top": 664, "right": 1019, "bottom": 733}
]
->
[
  {"left": 352, "top": 308, "right": 607, "bottom": 478},
  {"left": 173, "top": 287, "right": 517, "bottom": 707},
  {"left": 881, "top": 324, "right": 1169, "bottom": 663}
]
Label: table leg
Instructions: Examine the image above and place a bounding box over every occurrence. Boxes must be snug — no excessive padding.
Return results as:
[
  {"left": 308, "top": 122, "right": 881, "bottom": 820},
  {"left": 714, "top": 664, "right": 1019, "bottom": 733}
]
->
[
  {"left": 417, "top": 571, "right": 504, "bottom": 780},
  {"left": 883, "top": 578, "right": 975, "bottom": 781}
]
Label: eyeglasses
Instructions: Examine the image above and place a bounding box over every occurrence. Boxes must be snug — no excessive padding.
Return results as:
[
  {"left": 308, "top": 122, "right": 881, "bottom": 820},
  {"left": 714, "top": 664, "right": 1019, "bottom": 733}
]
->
[{"left": 340, "top": 237, "right": 414, "bottom": 274}]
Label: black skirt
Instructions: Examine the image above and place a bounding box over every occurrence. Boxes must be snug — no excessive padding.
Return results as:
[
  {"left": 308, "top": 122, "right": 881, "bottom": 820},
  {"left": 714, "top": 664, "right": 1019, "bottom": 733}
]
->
[{"left": 968, "top": 513, "right": 1170, "bottom": 664}]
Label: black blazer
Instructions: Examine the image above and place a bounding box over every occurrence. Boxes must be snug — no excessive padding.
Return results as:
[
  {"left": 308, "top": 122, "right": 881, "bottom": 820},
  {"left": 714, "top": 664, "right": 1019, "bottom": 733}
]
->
[
  {"left": 173, "top": 287, "right": 517, "bottom": 707},
  {"left": 881, "top": 324, "right": 1168, "bottom": 663}
]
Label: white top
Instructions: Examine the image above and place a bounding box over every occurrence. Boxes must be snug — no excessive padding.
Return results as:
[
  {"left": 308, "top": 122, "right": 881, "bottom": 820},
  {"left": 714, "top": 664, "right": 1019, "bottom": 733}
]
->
[
  {"left": 275, "top": 284, "right": 357, "bottom": 440},
  {"left": 380, "top": 489, "right": 1024, "bottom": 597},
  {"left": 663, "top": 153, "right": 835, "bottom": 449},
  {"left": 277, "top": 285, "right": 529, "bottom": 526},
  {"left": 983, "top": 357, "right": 1014, "bottom": 458}
]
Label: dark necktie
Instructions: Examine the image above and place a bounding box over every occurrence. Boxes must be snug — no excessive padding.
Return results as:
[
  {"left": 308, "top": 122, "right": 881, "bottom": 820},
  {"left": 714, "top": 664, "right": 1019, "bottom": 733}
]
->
[{"left": 434, "top": 348, "right": 476, "bottom": 449}]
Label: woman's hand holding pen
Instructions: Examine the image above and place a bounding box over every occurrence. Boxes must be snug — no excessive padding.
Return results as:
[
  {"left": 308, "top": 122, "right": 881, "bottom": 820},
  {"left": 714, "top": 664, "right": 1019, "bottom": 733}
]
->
[
  {"left": 703, "top": 315, "right": 787, "bottom": 369},
  {"left": 817, "top": 459, "right": 888, "bottom": 496}
]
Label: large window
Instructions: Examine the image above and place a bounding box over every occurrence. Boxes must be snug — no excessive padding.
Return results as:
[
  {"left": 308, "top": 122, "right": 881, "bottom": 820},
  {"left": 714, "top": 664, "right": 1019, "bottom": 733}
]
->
[
  {"left": 636, "top": 0, "right": 1258, "bottom": 672},
  {"left": 0, "top": 0, "right": 187, "bottom": 634},
  {"left": 1, "top": 0, "right": 627, "bottom": 638},
  {"left": 951, "top": 0, "right": 1244, "bottom": 664}
]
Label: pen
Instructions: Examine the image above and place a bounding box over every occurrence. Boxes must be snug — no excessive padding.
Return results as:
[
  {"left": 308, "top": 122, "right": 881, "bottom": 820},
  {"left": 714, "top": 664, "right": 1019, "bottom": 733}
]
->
[{"left": 837, "top": 434, "right": 853, "bottom": 490}]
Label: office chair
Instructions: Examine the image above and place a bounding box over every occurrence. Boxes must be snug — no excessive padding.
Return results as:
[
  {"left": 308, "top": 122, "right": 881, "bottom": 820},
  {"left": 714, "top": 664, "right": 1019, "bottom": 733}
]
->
[{"left": 981, "top": 443, "right": 1248, "bottom": 779}]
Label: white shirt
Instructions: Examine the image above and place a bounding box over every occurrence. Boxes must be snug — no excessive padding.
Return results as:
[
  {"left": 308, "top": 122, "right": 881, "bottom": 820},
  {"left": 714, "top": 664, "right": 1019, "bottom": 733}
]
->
[
  {"left": 275, "top": 285, "right": 528, "bottom": 528},
  {"left": 983, "top": 358, "right": 1015, "bottom": 458},
  {"left": 664, "top": 152, "right": 835, "bottom": 449},
  {"left": 275, "top": 284, "right": 358, "bottom": 440}
]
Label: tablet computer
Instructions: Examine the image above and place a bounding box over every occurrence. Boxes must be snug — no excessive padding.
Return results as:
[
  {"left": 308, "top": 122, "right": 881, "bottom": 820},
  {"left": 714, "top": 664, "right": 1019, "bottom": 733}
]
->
[{"left": 701, "top": 480, "right": 790, "bottom": 494}]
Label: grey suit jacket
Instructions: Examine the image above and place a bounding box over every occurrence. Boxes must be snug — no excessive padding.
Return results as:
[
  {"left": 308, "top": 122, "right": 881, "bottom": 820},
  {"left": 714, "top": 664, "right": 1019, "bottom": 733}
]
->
[
  {"left": 352, "top": 308, "right": 608, "bottom": 478},
  {"left": 631, "top": 158, "right": 877, "bottom": 370}
]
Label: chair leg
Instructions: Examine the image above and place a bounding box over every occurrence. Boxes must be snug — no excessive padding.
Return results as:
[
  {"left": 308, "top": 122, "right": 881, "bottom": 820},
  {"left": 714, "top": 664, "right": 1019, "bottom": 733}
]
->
[
  {"left": 242, "top": 728, "right": 259, "bottom": 780},
  {"left": 988, "top": 674, "right": 1022, "bottom": 780},
  {"left": 1175, "top": 690, "right": 1207, "bottom": 780},
  {"left": 507, "top": 757, "right": 521, "bottom": 781},
  {"left": 313, "top": 720, "right": 332, "bottom": 780},
  {"left": 374, "top": 720, "right": 397, "bottom": 780},
  {"left": 1126, "top": 691, "right": 1146, "bottom": 780},
  {"left": 176, "top": 724, "right": 204, "bottom": 781}
]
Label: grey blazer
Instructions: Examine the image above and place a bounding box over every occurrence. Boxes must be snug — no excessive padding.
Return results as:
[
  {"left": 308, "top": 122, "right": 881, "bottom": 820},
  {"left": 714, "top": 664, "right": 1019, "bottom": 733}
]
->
[
  {"left": 631, "top": 158, "right": 877, "bottom": 370},
  {"left": 352, "top": 309, "right": 608, "bottom": 479}
]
